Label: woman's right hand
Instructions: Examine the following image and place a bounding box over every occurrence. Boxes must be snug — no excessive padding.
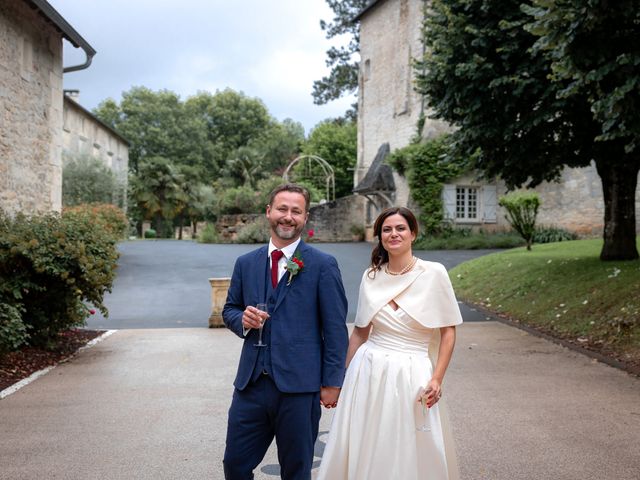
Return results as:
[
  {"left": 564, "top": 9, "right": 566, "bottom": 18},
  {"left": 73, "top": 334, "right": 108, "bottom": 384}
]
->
[{"left": 418, "top": 379, "right": 442, "bottom": 408}]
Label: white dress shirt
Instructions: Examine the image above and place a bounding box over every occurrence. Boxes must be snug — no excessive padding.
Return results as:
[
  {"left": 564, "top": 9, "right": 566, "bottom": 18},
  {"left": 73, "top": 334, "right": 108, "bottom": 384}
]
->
[
  {"left": 242, "top": 237, "right": 302, "bottom": 336},
  {"left": 268, "top": 237, "right": 301, "bottom": 285}
]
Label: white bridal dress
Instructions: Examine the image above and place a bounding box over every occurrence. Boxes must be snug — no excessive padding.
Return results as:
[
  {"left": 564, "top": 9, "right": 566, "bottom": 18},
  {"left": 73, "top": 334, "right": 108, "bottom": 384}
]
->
[{"left": 317, "top": 261, "right": 461, "bottom": 480}]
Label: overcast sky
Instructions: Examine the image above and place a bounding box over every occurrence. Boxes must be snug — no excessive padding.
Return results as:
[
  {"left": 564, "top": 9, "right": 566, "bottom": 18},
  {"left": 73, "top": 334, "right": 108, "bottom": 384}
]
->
[{"left": 49, "top": 0, "right": 356, "bottom": 134}]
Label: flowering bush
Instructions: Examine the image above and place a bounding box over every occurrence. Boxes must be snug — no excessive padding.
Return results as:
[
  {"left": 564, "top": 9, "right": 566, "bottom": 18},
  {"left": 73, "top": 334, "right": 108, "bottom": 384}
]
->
[
  {"left": 63, "top": 203, "right": 128, "bottom": 240},
  {"left": 0, "top": 209, "right": 119, "bottom": 348}
]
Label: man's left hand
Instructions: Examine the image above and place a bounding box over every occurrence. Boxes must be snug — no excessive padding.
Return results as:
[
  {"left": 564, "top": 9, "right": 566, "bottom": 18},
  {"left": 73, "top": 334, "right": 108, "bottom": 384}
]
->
[{"left": 320, "top": 386, "right": 341, "bottom": 409}]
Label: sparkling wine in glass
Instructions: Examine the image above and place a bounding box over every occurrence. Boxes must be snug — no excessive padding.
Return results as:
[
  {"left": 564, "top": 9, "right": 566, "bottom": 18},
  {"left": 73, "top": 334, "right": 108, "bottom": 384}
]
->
[
  {"left": 254, "top": 303, "right": 269, "bottom": 347},
  {"left": 416, "top": 387, "right": 432, "bottom": 432}
]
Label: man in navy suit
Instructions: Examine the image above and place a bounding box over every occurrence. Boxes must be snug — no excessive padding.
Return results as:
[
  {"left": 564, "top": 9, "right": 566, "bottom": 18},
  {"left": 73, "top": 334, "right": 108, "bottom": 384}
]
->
[{"left": 222, "top": 183, "right": 349, "bottom": 479}]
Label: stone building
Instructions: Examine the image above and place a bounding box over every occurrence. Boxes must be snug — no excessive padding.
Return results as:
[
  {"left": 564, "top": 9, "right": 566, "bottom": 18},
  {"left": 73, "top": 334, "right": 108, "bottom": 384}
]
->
[
  {"left": 62, "top": 93, "right": 129, "bottom": 210},
  {"left": 0, "top": 0, "right": 95, "bottom": 215},
  {"left": 354, "top": 0, "right": 639, "bottom": 236}
]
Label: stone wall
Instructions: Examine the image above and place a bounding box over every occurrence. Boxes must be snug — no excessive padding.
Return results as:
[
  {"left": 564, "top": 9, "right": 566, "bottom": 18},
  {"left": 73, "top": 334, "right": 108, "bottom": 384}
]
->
[
  {"left": 213, "top": 195, "right": 366, "bottom": 243},
  {"left": 523, "top": 163, "right": 639, "bottom": 235},
  {"left": 0, "top": 1, "right": 64, "bottom": 215},
  {"left": 216, "top": 214, "right": 267, "bottom": 243},
  {"left": 307, "top": 195, "right": 367, "bottom": 242},
  {"left": 448, "top": 164, "right": 640, "bottom": 236},
  {"left": 356, "top": 0, "right": 450, "bottom": 209},
  {"left": 62, "top": 95, "right": 129, "bottom": 210}
]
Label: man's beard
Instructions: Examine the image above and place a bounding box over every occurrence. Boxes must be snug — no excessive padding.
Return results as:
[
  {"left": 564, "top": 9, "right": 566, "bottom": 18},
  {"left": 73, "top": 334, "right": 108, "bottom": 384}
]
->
[{"left": 274, "top": 221, "right": 303, "bottom": 240}]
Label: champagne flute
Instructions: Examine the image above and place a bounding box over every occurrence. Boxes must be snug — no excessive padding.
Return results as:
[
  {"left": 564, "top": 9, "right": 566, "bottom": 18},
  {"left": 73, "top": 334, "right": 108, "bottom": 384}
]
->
[
  {"left": 254, "top": 303, "right": 269, "bottom": 347},
  {"left": 416, "top": 387, "right": 432, "bottom": 432}
]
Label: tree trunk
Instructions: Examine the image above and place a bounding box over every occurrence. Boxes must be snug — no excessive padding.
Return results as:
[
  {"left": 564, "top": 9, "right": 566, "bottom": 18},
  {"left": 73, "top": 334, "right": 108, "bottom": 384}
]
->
[
  {"left": 153, "top": 213, "right": 163, "bottom": 237},
  {"left": 178, "top": 215, "right": 184, "bottom": 240},
  {"left": 192, "top": 220, "right": 198, "bottom": 239},
  {"left": 596, "top": 160, "right": 639, "bottom": 261}
]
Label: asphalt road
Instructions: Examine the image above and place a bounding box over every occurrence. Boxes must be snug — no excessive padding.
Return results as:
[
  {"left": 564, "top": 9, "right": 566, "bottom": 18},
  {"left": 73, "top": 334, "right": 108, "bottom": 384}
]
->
[{"left": 87, "top": 240, "right": 499, "bottom": 329}]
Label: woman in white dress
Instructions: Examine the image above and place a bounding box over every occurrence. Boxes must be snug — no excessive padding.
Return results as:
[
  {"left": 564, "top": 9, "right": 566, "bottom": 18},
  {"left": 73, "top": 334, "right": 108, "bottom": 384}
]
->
[{"left": 317, "top": 207, "right": 462, "bottom": 480}]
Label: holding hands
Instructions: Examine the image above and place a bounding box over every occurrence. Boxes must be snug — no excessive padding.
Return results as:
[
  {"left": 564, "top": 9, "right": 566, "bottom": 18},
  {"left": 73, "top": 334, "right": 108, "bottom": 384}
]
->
[{"left": 320, "top": 386, "right": 340, "bottom": 409}]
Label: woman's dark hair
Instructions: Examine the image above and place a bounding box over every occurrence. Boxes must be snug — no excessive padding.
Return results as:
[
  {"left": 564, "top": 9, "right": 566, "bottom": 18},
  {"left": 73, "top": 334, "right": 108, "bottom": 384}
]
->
[{"left": 369, "top": 207, "right": 419, "bottom": 278}]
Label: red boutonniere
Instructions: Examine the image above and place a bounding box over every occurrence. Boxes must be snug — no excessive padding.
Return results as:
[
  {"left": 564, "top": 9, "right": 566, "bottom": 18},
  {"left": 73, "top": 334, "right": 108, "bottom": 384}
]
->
[{"left": 285, "top": 254, "right": 304, "bottom": 286}]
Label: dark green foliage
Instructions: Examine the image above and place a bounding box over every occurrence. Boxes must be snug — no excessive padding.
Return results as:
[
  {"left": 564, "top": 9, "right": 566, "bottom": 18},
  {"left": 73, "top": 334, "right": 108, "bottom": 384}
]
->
[
  {"left": 387, "top": 135, "right": 466, "bottom": 234},
  {"left": 218, "top": 186, "right": 260, "bottom": 215},
  {"left": 130, "top": 157, "right": 186, "bottom": 238},
  {"left": 95, "top": 87, "right": 302, "bottom": 229},
  {"left": 62, "top": 154, "right": 121, "bottom": 207},
  {"left": 417, "top": 0, "right": 639, "bottom": 260},
  {"left": 533, "top": 226, "right": 578, "bottom": 244},
  {"left": 0, "top": 210, "right": 119, "bottom": 348},
  {"left": 216, "top": 177, "right": 300, "bottom": 215},
  {"left": 414, "top": 230, "right": 525, "bottom": 250},
  {"left": 94, "top": 88, "right": 214, "bottom": 176},
  {"left": 313, "top": 0, "right": 368, "bottom": 117},
  {"left": 0, "top": 301, "right": 27, "bottom": 355},
  {"left": 144, "top": 229, "right": 157, "bottom": 239},
  {"left": 417, "top": 0, "right": 584, "bottom": 189},
  {"left": 525, "top": 0, "right": 640, "bottom": 154},
  {"left": 196, "top": 224, "right": 218, "bottom": 244},
  {"left": 298, "top": 120, "right": 357, "bottom": 199},
  {"left": 499, "top": 192, "right": 541, "bottom": 250}
]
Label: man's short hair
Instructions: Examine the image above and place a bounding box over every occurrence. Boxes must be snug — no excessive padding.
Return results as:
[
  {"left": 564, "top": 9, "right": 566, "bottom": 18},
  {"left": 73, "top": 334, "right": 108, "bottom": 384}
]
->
[{"left": 268, "top": 184, "right": 311, "bottom": 212}]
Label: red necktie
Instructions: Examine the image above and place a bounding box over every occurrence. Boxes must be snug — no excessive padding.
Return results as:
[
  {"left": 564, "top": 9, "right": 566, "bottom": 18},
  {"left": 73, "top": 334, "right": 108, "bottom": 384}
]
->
[{"left": 271, "top": 250, "right": 284, "bottom": 288}]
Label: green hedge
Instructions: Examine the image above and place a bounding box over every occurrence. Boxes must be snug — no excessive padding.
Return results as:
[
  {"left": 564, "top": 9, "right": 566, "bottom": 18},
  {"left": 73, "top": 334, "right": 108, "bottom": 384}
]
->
[{"left": 0, "top": 208, "right": 119, "bottom": 350}]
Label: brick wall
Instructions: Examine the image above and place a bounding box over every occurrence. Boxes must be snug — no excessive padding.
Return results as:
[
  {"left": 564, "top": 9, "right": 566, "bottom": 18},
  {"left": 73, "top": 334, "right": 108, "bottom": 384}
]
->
[{"left": 0, "top": 1, "right": 64, "bottom": 214}]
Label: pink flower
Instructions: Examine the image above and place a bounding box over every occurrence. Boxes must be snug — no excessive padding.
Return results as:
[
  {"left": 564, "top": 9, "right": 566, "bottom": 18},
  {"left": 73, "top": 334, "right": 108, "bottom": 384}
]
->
[
  {"left": 89, "top": 309, "right": 96, "bottom": 315},
  {"left": 307, "top": 229, "right": 315, "bottom": 238}
]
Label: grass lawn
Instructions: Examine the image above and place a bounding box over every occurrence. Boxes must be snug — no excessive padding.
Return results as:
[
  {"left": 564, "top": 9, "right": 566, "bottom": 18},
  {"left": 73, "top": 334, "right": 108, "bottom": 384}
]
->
[{"left": 450, "top": 239, "right": 640, "bottom": 372}]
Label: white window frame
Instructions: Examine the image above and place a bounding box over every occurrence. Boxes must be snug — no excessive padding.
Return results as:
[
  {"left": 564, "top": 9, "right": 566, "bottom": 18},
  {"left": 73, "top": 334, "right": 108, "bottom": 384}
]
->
[
  {"left": 455, "top": 186, "right": 479, "bottom": 222},
  {"left": 443, "top": 183, "right": 498, "bottom": 224}
]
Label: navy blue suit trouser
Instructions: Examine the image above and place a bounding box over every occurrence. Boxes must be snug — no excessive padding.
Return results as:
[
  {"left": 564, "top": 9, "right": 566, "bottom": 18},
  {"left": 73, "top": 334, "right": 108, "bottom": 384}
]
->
[{"left": 223, "top": 374, "right": 321, "bottom": 480}]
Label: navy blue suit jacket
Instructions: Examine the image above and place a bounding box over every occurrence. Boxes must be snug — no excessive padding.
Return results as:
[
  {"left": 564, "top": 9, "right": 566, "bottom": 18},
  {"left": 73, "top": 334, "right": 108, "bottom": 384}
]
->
[{"left": 223, "top": 241, "right": 348, "bottom": 393}]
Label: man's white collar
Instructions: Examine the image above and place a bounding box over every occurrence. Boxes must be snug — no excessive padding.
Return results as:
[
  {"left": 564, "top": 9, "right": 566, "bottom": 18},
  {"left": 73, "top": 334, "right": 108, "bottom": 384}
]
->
[{"left": 268, "top": 237, "right": 301, "bottom": 260}]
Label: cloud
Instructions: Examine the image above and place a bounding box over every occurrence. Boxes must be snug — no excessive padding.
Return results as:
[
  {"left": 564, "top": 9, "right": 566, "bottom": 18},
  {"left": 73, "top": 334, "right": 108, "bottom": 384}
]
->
[{"left": 50, "top": 0, "right": 356, "bottom": 132}]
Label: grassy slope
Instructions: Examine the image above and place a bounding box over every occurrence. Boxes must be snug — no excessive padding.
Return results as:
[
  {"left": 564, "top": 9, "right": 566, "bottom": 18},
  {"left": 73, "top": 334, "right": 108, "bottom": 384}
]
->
[{"left": 450, "top": 239, "right": 640, "bottom": 368}]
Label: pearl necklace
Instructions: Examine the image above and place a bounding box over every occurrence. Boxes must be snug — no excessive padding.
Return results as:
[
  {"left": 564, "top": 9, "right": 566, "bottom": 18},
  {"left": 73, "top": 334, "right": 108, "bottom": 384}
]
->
[{"left": 384, "top": 256, "right": 417, "bottom": 276}]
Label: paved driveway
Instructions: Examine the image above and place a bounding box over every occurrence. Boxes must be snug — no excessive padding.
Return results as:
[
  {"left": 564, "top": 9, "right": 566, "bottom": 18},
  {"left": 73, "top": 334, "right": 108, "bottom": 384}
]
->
[
  {"left": 4, "top": 241, "right": 639, "bottom": 479},
  {"left": 87, "top": 241, "right": 498, "bottom": 329},
  {"left": 2, "top": 325, "right": 638, "bottom": 479}
]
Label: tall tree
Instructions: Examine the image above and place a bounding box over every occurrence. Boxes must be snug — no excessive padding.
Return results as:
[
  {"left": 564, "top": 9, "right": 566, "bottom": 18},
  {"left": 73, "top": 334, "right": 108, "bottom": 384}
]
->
[
  {"left": 417, "top": 0, "right": 639, "bottom": 260},
  {"left": 129, "top": 157, "right": 186, "bottom": 238},
  {"left": 300, "top": 119, "right": 357, "bottom": 199},
  {"left": 525, "top": 0, "right": 640, "bottom": 258},
  {"left": 186, "top": 89, "right": 274, "bottom": 172},
  {"left": 312, "top": 0, "right": 369, "bottom": 117},
  {"left": 62, "top": 154, "right": 117, "bottom": 207},
  {"left": 94, "top": 87, "right": 214, "bottom": 176}
]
